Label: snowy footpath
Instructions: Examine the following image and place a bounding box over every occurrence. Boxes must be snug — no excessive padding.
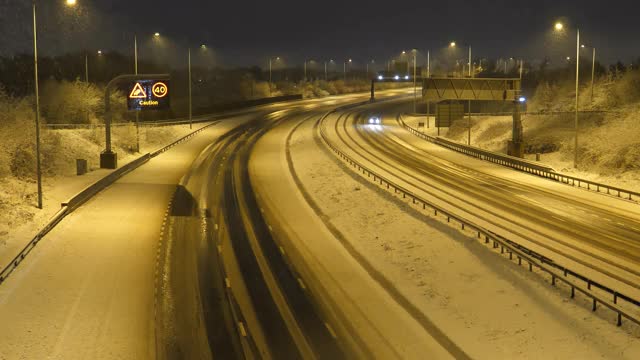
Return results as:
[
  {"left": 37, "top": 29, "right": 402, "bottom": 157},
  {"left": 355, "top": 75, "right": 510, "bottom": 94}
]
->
[
  {"left": 0, "top": 119, "right": 246, "bottom": 360},
  {"left": 284, "top": 115, "right": 639, "bottom": 358},
  {"left": 0, "top": 123, "right": 209, "bottom": 271}
]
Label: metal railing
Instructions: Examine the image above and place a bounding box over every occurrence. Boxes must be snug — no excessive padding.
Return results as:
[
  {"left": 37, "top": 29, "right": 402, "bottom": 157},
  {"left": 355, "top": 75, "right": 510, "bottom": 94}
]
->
[
  {"left": 398, "top": 115, "right": 556, "bottom": 176},
  {"left": 319, "top": 110, "right": 640, "bottom": 328},
  {"left": 399, "top": 115, "right": 640, "bottom": 202}
]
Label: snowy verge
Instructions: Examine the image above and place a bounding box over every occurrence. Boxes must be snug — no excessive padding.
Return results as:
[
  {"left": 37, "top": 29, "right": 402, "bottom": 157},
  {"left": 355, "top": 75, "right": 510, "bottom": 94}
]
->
[
  {"left": 293, "top": 114, "right": 639, "bottom": 358},
  {"left": 0, "top": 123, "right": 210, "bottom": 270}
]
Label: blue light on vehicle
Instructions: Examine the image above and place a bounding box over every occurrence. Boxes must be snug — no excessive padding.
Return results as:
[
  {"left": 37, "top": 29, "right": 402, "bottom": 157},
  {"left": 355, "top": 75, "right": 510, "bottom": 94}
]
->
[
  {"left": 394, "top": 75, "right": 400, "bottom": 80},
  {"left": 378, "top": 75, "right": 384, "bottom": 80},
  {"left": 404, "top": 75, "right": 410, "bottom": 80}
]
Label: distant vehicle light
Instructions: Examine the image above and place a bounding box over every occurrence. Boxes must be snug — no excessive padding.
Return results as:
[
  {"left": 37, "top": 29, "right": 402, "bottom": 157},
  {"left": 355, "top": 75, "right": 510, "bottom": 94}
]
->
[
  {"left": 378, "top": 75, "right": 384, "bottom": 80},
  {"left": 368, "top": 116, "right": 382, "bottom": 125},
  {"left": 394, "top": 75, "right": 400, "bottom": 80},
  {"left": 518, "top": 96, "right": 526, "bottom": 103},
  {"left": 404, "top": 75, "right": 410, "bottom": 80}
]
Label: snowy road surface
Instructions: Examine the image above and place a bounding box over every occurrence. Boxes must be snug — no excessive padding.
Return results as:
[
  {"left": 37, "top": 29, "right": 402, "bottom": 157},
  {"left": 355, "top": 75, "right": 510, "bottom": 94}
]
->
[
  {"left": 308, "top": 102, "right": 639, "bottom": 357},
  {"left": 250, "top": 112, "right": 458, "bottom": 358},
  {"left": 3, "top": 90, "right": 636, "bottom": 359},
  {"left": 321, "top": 100, "right": 640, "bottom": 301}
]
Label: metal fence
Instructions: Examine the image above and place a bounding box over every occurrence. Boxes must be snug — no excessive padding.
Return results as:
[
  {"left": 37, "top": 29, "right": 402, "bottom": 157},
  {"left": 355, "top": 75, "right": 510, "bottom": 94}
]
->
[
  {"left": 399, "top": 115, "right": 640, "bottom": 203},
  {"left": 319, "top": 110, "right": 640, "bottom": 328}
]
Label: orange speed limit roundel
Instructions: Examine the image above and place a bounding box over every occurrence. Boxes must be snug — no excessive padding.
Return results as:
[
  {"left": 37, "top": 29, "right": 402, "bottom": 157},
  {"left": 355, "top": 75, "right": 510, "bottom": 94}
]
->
[{"left": 152, "top": 82, "right": 168, "bottom": 98}]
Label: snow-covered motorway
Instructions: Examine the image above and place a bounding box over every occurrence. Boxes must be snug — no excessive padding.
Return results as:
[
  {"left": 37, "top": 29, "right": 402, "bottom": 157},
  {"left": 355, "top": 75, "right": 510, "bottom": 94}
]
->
[
  {"left": 1, "top": 90, "right": 638, "bottom": 360},
  {"left": 154, "top": 90, "right": 460, "bottom": 359},
  {"left": 320, "top": 99, "right": 640, "bottom": 313},
  {"left": 0, "top": 89, "right": 438, "bottom": 360}
]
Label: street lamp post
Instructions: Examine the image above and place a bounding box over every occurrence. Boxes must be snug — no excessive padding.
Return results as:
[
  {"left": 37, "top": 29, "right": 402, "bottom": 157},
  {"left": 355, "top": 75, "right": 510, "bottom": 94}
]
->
[
  {"left": 324, "top": 61, "right": 327, "bottom": 81},
  {"left": 343, "top": 59, "right": 352, "bottom": 81},
  {"left": 31, "top": 0, "right": 78, "bottom": 209},
  {"left": 269, "top": 57, "right": 280, "bottom": 96},
  {"left": 452, "top": 42, "right": 473, "bottom": 143},
  {"left": 412, "top": 49, "right": 417, "bottom": 113},
  {"left": 366, "top": 60, "right": 374, "bottom": 78},
  {"left": 556, "top": 22, "right": 580, "bottom": 168},
  {"left": 134, "top": 35, "right": 140, "bottom": 152},
  {"left": 427, "top": 50, "right": 431, "bottom": 127},
  {"left": 32, "top": 0, "right": 42, "bottom": 209},
  {"left": 188, "top": 47, "right": 192, "bottom": 129},
  {"left": 467, "top": 45, "right": 471, "bottom": 145},
  {"left": 582, "top": 44, "right": 596, "bottom": 103},
  {"left": 575, "top": 29, "right": 580, "bottom": 168}
]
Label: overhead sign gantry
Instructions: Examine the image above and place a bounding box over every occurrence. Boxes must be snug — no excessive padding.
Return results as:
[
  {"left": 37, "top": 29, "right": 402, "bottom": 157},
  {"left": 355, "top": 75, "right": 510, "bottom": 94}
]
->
[{"left": 422, "top": 77, "right": 525, "bottom": 158}]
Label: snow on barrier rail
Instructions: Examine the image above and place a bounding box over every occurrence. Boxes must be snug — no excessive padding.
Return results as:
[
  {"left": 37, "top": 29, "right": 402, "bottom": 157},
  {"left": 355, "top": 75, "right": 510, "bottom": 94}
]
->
[
  {"left": 319, "top": 109, "right": 640, "bottom": 328},
  {"left": 0, "top": 120, "right": 221, "bottom": 286},
  {"left": 399, "top": 114, "right": 640, "bottom": 203}
]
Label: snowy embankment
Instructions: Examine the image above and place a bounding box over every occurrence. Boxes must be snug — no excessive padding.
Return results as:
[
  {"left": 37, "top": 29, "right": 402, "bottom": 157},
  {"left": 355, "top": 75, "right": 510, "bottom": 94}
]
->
[
  {"left": 403, "top": 109, "right": 640, "bottom": 193},
  {"left": 288, "top": 118, "right": 639, "bottom": 358},
  {"left": 0, "top": 123, "right": 208, "bottom": 268}
]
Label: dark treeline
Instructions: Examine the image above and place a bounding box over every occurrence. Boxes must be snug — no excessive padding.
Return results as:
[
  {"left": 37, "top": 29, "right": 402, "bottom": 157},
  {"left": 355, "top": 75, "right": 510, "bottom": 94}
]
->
[{"left": 1, "top": 50, "right": 638, "bottom": 118}]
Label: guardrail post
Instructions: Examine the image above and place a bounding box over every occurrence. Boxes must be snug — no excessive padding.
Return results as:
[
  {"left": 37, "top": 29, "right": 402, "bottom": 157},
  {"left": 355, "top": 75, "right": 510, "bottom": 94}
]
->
[
  {"left": 617, "top": 313, "right": 622, "bottom": 326},
  {"left": 592, "top": 299, "right": 597, "bottom": 312},
  {"left": 571, "top": 286, "right": 575, "bottom": 298}
]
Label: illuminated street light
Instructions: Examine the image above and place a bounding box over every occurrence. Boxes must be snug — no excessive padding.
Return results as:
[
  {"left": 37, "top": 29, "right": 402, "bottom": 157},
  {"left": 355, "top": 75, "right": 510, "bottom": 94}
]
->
[
  {"left": 304, "top": 59, "right": 317, "bottom": 82},
  {"left": 200, "top": 44, "right": 207, "bottom": 49},
  {"left": 344, "top": 59, "right": 352, "bottom": 81},
  {"left": 269, "top": 56, "right": 281, "bottom": 95},
  {"left": 30, "top": 0, "right": 81, "bottom": 209},
  {"left": 581, "top": 44, "right": 597, "bottom": 103},
  {"left": 154, "top": 32, "right": 160, "bottom": 37},
  {"left": 554, "top": 21, "right": 580, "bottom": 168},
  {"left": 411, "top": 49, "right": 417, "bottom": 112},
  {"left": 450, "top": 41, "right": 456, "bottom": 47},
  {"left": 97, "top": 50, "right": 102, "bottom": 55}
]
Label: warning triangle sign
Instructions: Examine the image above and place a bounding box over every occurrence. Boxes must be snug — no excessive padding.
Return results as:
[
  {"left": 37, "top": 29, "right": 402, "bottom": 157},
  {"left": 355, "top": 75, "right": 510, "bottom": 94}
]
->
[{"left": 129, "top": 83, "right": 147, "bottom": 99}]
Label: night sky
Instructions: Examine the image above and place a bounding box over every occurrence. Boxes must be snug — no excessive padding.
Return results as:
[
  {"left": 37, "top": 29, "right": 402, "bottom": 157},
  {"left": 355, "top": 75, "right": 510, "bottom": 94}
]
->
[{"left": 1, "top": 0, "right": 639, "bottom": 68}]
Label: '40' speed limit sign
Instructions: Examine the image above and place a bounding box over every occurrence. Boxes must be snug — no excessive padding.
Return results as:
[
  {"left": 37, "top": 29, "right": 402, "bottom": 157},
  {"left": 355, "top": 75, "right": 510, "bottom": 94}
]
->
[{"left": 127, "top": 80, "right": 171, "bottom": 111}]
